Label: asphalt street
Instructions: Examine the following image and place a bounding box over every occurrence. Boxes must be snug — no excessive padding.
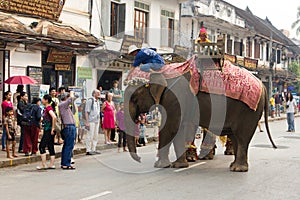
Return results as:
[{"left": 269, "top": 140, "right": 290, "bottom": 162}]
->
[{"left": 1, "top": 117, "right": 300, "bottom": 200}]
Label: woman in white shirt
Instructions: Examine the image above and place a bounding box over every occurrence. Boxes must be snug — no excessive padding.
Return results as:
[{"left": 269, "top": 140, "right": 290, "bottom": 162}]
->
[{"left": 286, "top": 92, "right": 297, "bottom": 132}]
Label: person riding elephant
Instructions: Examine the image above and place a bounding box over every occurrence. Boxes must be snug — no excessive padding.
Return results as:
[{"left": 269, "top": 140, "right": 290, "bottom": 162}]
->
[{"left": 127, "top": 45, "right": 165, "bottom": 73}]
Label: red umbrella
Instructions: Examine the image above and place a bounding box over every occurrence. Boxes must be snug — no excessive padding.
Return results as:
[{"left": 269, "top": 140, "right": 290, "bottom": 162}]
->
[{"left": 4, "top": 76, "right": 37, "bottom": 84}]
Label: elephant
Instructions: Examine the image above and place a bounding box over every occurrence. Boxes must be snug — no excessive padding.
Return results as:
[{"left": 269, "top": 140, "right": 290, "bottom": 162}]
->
[{"left": 124, "top": 71, "right": 277, "bottom": 172}]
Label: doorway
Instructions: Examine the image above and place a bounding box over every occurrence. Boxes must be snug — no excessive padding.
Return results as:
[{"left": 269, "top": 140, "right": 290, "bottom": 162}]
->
[{"left": 97, "top": 70, "right": 122, "bottom": 91}]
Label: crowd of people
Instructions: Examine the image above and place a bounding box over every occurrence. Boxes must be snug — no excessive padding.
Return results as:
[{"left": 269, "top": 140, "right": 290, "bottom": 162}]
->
[{"left": 0, "top": 81, "right": 150, "bottom": 170}]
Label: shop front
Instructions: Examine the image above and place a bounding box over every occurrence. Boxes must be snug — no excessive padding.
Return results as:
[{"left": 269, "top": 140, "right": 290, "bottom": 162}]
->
[{"left": 42, "top": 49, "right": 76, "bottom": 89}]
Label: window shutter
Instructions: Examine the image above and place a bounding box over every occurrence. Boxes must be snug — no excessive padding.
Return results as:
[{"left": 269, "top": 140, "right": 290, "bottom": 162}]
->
[
  {"left": 117, "top": 3, "right": 126, "bottom": 38},
  {"left": 160, "top": 16, "right": 169, "bottom": 47},
  {"left": 101, "top": 0, "right": 111, "bottom": 36}
]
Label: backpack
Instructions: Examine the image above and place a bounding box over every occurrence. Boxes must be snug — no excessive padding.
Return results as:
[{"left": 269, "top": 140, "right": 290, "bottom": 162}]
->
[
  {"left": 21, "top": 104, "right": 35, "bottom": 126},
  {"left": 87, "top": 98, "right": 95, "bottom": 113}
]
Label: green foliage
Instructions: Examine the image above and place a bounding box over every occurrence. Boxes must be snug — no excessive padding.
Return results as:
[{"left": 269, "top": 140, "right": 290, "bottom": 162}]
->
[
  {"left": 288, "top": 61, "right": 300, "bottom": 77},
  {"left": 292, "top": 6, "right": 300, "bottom": 35}
]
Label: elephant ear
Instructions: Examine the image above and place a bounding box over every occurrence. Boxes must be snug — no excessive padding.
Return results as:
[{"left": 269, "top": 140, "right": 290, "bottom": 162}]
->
[{"left": 149, "top": 73, "right": 167, "bottom": 105}]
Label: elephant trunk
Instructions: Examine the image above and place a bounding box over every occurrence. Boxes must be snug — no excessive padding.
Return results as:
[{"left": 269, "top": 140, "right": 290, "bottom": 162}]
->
[{"left": 127, "top": 134, "right": 141, "bottom": 162}]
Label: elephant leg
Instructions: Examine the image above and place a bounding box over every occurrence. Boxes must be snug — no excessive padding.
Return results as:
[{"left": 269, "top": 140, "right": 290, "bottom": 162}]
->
[
  {"left": 155, "top": 145, "right": 172, "bottom": 168},
  {"left": 199, "top": 130, "right": 216, "bottom": 160},
  {"left": 154, "top": 130, "right": 172, "bottom": 168},
  {"left": 171, "top": 128, "right": 189, "bottom": 168},
  {"left": 224, "top": 136, "right": 235, "bottom": 155},
  {"left": 230, "top": 143, "right": 249, "bottom": 172}
]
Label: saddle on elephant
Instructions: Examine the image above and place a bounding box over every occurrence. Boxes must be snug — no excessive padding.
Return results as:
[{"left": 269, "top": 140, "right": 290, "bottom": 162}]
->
[{"left": 125, "top": 56, "right": 262, "bottom": 111}]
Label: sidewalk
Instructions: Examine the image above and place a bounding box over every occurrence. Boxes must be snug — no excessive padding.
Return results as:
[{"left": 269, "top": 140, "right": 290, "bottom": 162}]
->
[
  {"left": 0, "top": 127, "right": 158, "bottom": 168},
  {"left": 0, "top": 113, "right": 299, "bottom": 168}
]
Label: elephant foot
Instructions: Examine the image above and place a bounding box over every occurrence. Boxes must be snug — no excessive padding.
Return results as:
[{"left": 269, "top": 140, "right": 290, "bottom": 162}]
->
[
  {"left": 186, "top": 147, "right": 198, "bottom": 162},
  {"left": 171, "top": 160, "right": 189, "bottom": 168},
  {"left": 199, "top": 148, "right": 215, "bottom": 160},
  {"left": 229, "top": 162, "right": 248, "bottom": 172},
  {"left": 154, "top": 159, "right": 171, "bottom": 168}
]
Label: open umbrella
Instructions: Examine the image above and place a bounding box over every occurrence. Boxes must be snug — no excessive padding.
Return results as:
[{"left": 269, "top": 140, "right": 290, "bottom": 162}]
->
[{"left": 4, "top": 76, "right": 37, "bottom": 84}]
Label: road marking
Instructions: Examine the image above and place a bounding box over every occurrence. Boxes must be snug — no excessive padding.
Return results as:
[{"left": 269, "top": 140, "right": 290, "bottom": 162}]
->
[
  {"left": 80, "top": 191, "right": 112, "bottom": 200},
  {"left": 174, "top": 162, "right": 206, "bottom": 173}
]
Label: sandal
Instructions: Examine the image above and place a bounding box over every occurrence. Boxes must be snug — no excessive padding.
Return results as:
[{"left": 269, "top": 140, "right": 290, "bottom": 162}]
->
[
  {"left": 48, "top": 165, "right": 56, "bottom": 169},
  {"left": 61, "top": 166, "right": 76, "bottom": 170},
  {"left": 36, "top": 166, "right": 48, "bottom": 170}
]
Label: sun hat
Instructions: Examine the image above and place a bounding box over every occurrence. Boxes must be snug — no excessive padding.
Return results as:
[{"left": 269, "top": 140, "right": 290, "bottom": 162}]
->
[{"left": 128, "top": 45, "right": 140, "bottom": 55}]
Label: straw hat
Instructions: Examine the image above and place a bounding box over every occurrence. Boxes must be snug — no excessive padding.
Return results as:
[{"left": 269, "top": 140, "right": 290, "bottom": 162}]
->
[{"left": 128, "top": 45, "right": 140, "bottom": 55}]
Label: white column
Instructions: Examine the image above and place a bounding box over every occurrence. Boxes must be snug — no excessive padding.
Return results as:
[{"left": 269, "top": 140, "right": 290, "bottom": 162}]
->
[
  {"left": 224, "top": 34, "right": 227, "bottom": 54},
  {"left": 251, "top": 39, "right": 255, "bottom": 59},
  {"left": 231, "top": 36, "right": 235, "bottom": 55}
]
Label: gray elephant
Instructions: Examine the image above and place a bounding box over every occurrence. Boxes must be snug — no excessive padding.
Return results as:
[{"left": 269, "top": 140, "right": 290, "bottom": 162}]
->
[{"left": 124, "top": 71, "right": 276, "bottom": 172}]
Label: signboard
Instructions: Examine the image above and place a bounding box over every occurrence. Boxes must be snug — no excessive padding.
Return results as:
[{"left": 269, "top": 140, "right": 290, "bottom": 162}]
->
[
  {"left": 68, "top": 86, "right": 84, "bottom": 105},
  {"left": 236, "top": 57, "right": 244, "bottom": 66},
  {"left": 244, "top": 57, "right": 258, "bottom": 69},
  {"left": 224, "top": 53, "right": 237, "bottom": 64},
  {"left": 47, "top": 48, "right": 73, "bottom": 64},
  {"left": 27, "top": 66, "right": 42, "bottom": 102},
  {"left": 77, "top": 67, "right": 92, "bottom": 79},
  {"left": 55, "top": 64, "right": 71, "bottom": 71},
  {"left": 39, "top": 84, "right": 50, "bottom": 99},
  {"left": 120, "top": 35, "right": 143, "bottom": 54},
  {"left": 0, "top": 0, "right": 65, "bottom": 21}
]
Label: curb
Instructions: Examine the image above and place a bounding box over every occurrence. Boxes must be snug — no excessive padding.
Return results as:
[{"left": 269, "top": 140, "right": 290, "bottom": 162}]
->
[
  {"left": 0, "top": 136, "right": 158, "bottom": 168},
  {"left": 260, "top": 114, "right": 300, "bottom": 123}
]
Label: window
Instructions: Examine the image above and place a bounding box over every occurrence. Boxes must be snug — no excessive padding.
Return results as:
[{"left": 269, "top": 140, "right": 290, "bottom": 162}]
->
[
  {"left": 134, "top": 9, "right": 148, "bottom": 42},
  {"left": 161, "top": 9, "right": 175, "bottom": 47},
  {"left": 276, "top": 49, "right": 281, "bottom": 64},
  {"left": 254, "top": 40, "right": 260, "bottom": 59},
  {"left": 110, "top": 2, "right": 126, "bottom": 37}
]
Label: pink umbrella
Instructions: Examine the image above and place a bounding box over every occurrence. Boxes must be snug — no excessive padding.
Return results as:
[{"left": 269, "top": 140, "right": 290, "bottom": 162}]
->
[{"left": 4, "top": 76, "right": 37, "bottom": 85}]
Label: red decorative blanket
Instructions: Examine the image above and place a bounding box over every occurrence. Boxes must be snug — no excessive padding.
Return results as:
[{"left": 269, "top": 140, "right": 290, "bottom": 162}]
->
[
  {"left": 201, "top": 60, "right": 262, "bottom": 111},
  {"left": 126, "top": 55, "right": 200, "bottom": 95},
  {"left": 126, "top": 58, "right": 262, "bottom": 111}
]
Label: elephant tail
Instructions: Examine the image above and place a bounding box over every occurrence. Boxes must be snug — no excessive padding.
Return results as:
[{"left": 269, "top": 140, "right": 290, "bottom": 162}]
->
[{"left": 264, "top": 86, "right": 277, "bottom": 149}]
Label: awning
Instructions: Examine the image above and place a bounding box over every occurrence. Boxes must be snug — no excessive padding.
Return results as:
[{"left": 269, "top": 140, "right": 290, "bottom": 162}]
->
[
  {"left": 0, "top": 13, "right": 37, "bottom": 43},
  {"left": 0, "top": 12, "right": 104, "bottom": 52},
  {"left": 32, "top": 20, "right": 104, "bottom": 52}
]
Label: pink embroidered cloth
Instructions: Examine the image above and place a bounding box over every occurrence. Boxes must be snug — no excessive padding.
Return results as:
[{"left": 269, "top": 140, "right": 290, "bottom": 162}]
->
[
  {"left": 201, "top": 60, "right": 262, "bottom": 111},
  {"left": 126, "top": 55, "right": 200, "bottom": 95}
]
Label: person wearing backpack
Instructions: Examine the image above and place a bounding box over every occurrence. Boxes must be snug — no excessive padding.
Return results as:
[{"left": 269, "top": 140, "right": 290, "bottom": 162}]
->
[
  {"left": 23, "top": 98, "right": 42, "bottom": 156},
  {"left": 17, "top": 92, "right": 28, "bottom": 153},
  {"left": 85, "top": 89, "right": 101, "bottom": 155}
]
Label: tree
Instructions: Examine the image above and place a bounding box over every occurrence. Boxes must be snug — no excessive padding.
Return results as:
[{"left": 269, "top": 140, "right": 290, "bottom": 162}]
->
[
  {"left": 288, "top": 61, "right": 300, "bottom": 95},
  {"left": 292, "top": 6, "right": 300, "bottom": 35}
]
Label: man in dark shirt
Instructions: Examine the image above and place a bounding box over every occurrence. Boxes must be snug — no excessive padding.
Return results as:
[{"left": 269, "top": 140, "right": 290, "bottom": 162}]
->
[{"left": 274, "top": 92, "right": 282, "bottom": 117}]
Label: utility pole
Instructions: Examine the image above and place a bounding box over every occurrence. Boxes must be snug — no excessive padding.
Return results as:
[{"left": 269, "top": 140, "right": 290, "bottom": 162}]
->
[{"left": 269, "top": 31, "right": 274, "bottom": 100}]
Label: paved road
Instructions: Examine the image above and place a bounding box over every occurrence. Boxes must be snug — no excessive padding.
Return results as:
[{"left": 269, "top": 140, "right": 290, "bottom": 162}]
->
[{"left": 1, "top": 118, "right": 300, "bottom": 200}]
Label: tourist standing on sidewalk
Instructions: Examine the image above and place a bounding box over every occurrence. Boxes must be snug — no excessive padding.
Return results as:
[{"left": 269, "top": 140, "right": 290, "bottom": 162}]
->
[
  {"left": 17, "top": 92, "right": 28, "bottom": 153},
  {"left": 23, "top": 98, "right": 42, "bottom": 156},
  {"left": 102, "top": 93, "right": 116, "bottom": 145},
  {"left": 286, "top": 92, "right": 297, "bottom": 132},
  {"left": 59, "top": 91, "right": 77, "bottom": 169},
  {"left": 116, "top": 102, "right": 127, "bottom": 152},
  {"left": 269, "top": 95, "right": 275, "bottom": 118},
  {"left": 109, "top": 80, "right": 122, "bottom": 142},
  {"left": 37, "top": 95, "right": 57, "bottom": 170},
  {"left": 49, "top": 87, "right": 63, "bottom": 145},
  {"left": 274, "top": 92, "right": 282, "bottom": 117},
  {"left": 4, "top": 107, "right": 17, "bottom": 159},
  {"left": 78, "top": 98, "right": 87, "bottom": 143},
  {"left": 13, "top": 85, "right": 23, "bottom": 138},
  {"left": 85, "top": 89, "right": 101, "bottom": 155},
  {"left": 1, "top": 91, "right": 13, "bottom": 151}
]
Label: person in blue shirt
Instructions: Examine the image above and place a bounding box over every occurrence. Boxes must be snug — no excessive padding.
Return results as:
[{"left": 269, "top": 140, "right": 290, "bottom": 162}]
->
[{"left": 128, "top": 45, "right": 165, "bottom": 72}]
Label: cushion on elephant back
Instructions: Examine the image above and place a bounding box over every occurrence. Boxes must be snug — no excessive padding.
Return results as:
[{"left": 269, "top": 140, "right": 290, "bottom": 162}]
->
[
  {"left": 201, "top": 60, "right": 262, "bottom": 111},
  {"left": 125, "top": 55, "right": 200, "bottom": 95}
]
